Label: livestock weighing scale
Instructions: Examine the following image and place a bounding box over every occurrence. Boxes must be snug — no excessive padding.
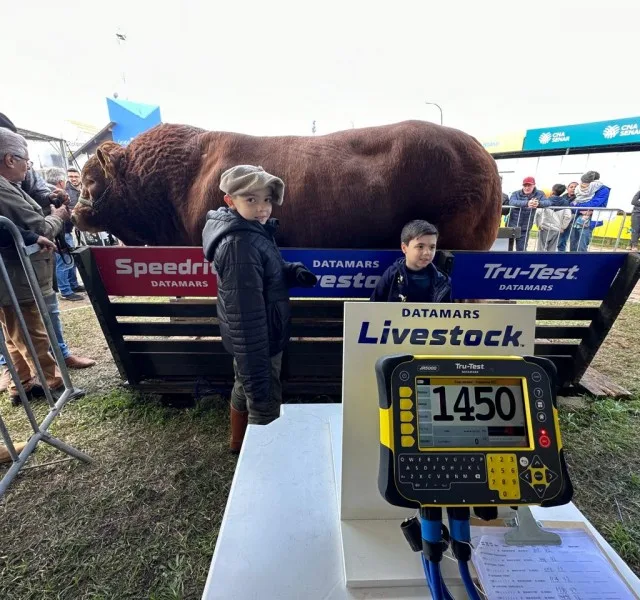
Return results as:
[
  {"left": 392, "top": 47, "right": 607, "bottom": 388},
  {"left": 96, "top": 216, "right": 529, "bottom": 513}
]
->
[{"left": 376, "top": 354, "right": 573, "bottom": 600}]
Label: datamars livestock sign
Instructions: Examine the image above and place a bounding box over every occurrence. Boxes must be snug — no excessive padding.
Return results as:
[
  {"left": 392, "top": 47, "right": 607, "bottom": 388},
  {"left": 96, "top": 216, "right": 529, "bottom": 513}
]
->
[{"left": 91, "top": 247, "right": 625, "bottom": 301}]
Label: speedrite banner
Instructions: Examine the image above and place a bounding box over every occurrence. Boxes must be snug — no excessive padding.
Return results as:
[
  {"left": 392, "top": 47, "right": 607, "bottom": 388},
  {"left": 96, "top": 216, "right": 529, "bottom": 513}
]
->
[
  {"left": 91, "top": 247, "right": 624, "bottom": 301},
  {"left": 340, "top": 302, "right": 535, "bottom": 521}
]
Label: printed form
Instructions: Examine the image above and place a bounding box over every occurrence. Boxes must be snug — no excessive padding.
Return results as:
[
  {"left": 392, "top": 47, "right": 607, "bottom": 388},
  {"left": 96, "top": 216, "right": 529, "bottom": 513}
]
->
[{"left": 471, "top": 528, "right": 636, "bottom": 600}]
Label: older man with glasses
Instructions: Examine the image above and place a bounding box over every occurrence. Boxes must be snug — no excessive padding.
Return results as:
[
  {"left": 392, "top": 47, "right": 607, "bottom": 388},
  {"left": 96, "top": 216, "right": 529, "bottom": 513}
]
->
[
  {"left": 0, "top": 129, "right": 75, "bottom": 404},
  {"left": 0, "top": 130, "right": 97, "bottom": 396}
]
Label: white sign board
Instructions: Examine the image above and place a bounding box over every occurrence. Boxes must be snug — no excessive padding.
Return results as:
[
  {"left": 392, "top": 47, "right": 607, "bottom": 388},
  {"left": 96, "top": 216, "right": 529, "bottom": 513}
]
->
[{"left": 340, "top": 302, "right": 536, "bottom": 521}]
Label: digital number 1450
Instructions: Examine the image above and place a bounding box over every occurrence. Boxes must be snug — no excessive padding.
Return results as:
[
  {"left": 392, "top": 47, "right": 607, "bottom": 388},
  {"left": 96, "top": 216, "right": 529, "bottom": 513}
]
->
[{"left": 432, "top": 386, "right": 516, "bottom": 422}]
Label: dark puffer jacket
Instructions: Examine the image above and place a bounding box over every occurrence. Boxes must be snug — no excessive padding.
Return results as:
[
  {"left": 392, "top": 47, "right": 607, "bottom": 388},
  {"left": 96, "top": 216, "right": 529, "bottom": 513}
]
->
[
  {"left": 202, "top": 207, "right": 305, "bottom": 403},
  {"left": 370, "top": 258, "right": 452, "bottom": 302},
  {"left": 507, "top": 188, "right": 550, "bottom": 230}
]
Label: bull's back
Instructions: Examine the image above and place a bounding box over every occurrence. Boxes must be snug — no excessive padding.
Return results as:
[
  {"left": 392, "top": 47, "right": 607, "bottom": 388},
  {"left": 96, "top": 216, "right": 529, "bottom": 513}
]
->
[{"left": 184, "top": 120, "right": 501, "bottom": 250}]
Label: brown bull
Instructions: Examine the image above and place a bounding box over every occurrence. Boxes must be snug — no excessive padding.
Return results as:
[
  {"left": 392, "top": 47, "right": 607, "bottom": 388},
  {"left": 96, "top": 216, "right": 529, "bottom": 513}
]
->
[{"left": 72, "top": 120, "right": 502, "bottom": 249}]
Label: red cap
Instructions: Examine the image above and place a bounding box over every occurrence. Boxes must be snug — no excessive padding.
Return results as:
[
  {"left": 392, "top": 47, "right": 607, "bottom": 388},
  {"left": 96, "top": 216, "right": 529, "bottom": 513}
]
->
[{"left": 523, "top": 176, "right": 536, "bottom": 185}]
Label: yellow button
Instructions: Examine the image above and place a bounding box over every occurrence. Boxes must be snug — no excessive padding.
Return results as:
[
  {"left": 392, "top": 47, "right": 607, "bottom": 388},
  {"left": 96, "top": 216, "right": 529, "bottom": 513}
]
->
[
  {"left": 400, "top": 411, "right": 413, "bottom": 422},
  {"left": 401, "top": 423, "right": 415, "bottom": 435},
  {"left": 401, "top": 435, "right": 415, "bottom": 447},
  {"left": 399, "top": 386, "right": 413, "bottom": 398},
  {"left": 400, "top": 399, "right": 413, "bottom": 410}
]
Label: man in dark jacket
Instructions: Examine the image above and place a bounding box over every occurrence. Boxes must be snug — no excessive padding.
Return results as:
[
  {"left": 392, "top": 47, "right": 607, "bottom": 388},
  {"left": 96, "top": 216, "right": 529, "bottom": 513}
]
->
[
  {"left": 202, "top": 165, "right": 317, "bottom": 452},
  {"left": 508, "top": 176, "right": 550, "bottom": 251}
]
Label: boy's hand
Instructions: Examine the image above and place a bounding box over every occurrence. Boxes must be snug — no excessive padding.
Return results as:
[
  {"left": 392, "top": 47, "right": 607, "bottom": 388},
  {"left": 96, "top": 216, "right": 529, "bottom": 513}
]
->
[{"left": 295, "top": 266, "right": 318, "bottom": 287}]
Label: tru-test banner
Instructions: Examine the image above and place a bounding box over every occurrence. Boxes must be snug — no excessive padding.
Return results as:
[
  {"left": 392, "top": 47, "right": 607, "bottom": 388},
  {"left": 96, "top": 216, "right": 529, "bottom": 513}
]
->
[{"left": 340, "top": 302, "right": 536, "bottom": 521}]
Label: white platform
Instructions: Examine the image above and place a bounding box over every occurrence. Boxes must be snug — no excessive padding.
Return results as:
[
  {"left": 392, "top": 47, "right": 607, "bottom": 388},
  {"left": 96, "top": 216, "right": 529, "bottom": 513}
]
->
[{"left": 202, "top": 404, "right": 640, "bottom": 599}]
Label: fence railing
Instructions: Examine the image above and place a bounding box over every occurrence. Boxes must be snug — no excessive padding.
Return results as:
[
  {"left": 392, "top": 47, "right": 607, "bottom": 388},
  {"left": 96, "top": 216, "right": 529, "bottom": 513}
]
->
[
  {"left": 500, "top": 206, "right": 629, "bottom": 252},
  {"left": 0, "top": 217, "right": 91, "bottom": 498}
]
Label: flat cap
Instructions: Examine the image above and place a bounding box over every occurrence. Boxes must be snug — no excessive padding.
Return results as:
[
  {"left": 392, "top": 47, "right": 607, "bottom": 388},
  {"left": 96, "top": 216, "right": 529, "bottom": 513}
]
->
[{"left": 219, "top": 165, "right": 285, "bottom": 205}]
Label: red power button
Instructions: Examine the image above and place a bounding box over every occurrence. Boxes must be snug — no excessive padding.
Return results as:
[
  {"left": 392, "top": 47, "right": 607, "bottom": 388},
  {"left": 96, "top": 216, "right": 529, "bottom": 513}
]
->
[{"left": 539, "top": 435, "right": 551, "bottom": 448}]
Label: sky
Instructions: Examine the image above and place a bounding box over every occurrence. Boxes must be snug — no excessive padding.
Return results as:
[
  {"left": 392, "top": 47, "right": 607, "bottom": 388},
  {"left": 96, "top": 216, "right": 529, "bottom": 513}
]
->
[{"left": 3, "top": 0, "right": 640, "bottom": 142}]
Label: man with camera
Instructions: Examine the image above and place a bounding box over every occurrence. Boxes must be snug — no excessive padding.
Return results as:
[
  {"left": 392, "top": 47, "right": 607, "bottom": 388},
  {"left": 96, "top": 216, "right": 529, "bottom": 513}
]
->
[
  {"left": 0, "top": 129, "right": 72, "bottom": 403},
  {"left": 0, "top": 117, "right": 96, "bottom": 394}
]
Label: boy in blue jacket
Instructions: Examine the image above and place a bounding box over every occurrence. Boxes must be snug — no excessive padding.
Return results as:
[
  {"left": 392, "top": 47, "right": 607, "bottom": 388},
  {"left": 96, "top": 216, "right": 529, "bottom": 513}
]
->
[{"left": 371, "top": 220, "right": 451, "bottom": 302}]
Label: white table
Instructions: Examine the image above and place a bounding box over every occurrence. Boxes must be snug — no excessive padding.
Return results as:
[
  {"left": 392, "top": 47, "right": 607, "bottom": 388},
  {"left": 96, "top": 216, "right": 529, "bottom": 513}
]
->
[{"left": 202, "top": 404, "right": 640, "bottom": 599}]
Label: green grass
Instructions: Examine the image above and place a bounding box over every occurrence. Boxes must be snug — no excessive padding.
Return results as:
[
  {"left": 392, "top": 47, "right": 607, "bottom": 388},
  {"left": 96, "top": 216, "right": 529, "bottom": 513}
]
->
[
  {"left": 560, "top": 397, "right": 640, "bottom": 572},
  {"left": 0, "top": 382, "right": 236, "bottom": 600}
]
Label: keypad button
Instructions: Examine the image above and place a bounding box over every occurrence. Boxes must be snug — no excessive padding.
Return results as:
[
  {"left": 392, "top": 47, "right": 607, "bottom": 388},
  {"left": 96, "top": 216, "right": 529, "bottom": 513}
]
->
[
  {"left": 546, "top": 469, "right": 559, "bottom": 484},
  {"left": 401, "top": 435, "right": 415, "bottom": 447},
  {"left": 400, "top": 398, "right": 413, "bottom": 410},
  {"left": 399, "top": 386, "right": 413, "bottom": 398},
  {"left": 532, "top": 371, "right": 542, "bottom": 382},
  {"left": 400, "top": 411, "right": 413, "bottom": 423},
  {"left": 520, "top": 470, "right": 532, "bottom": 484},
  {"left": 531, "top": 456, "right": 544, "bottom": 469},
  {"left": 401, "top": 423, "right": 415, "bottom": 435},
  {"left": 533, "top": 484, "right": 546, "bottom": 497}
]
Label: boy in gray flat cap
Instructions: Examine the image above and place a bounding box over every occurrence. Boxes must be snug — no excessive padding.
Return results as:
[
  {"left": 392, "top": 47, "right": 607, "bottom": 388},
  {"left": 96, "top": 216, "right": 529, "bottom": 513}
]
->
[{"left": 202, "top": 165, "right": 317, "bottom": 452}]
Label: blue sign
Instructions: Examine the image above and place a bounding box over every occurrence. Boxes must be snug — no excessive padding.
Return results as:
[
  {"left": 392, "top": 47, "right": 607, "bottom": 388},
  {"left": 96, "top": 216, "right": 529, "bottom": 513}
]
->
[
  {"left": 106, "top": 97, "right": 162, "bottom": 146},
  {"left": 279, "top": 249, "right": 625, "bottom": 301},
  {"left": 523, "top": 116, "right": 640, "bottom": 151},
  {"left": 280, "top": 249, "right": 400, "bottom": 298},
  {"left": 450, "top": 252, "right": 625, "bottom": 300}
]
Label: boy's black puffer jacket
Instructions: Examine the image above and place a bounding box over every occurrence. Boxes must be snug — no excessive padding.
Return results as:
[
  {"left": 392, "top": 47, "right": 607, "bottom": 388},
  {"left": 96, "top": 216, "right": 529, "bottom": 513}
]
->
[{"left": 203, "top": 208, "right": 302, "bottom": 403}]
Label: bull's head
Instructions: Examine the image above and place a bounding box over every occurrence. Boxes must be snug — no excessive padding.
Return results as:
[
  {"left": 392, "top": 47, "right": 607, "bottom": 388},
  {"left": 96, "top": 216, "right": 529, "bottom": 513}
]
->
[{"left": 71, "top": 141, "right": 125, "bottom": 233}]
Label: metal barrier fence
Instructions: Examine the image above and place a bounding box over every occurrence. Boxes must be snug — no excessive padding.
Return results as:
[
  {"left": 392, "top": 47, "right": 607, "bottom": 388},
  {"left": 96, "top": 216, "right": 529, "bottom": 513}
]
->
[
  {"left": 500, "top": 206, "right": 628, "bottom": 252},
  {"left": 0, "top": 217, "right": 91, "bottom": 498}
]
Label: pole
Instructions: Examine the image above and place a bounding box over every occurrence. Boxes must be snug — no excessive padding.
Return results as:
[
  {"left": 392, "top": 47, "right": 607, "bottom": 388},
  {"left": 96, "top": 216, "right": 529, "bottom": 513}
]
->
[{"left": 425, "top": 101, "right": 443, "bottom": 125}]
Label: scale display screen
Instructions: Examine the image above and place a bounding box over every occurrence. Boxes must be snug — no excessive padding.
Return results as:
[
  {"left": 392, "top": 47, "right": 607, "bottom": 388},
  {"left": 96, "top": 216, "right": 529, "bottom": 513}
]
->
[{"left": 415, "top": 377, "right": 529, "bottom": 449}]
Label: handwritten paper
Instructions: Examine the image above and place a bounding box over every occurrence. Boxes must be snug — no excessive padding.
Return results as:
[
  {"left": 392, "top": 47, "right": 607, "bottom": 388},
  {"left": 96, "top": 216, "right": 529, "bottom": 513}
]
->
[{"left": 472, "top": 529, "right": 636, "bottom": 599}]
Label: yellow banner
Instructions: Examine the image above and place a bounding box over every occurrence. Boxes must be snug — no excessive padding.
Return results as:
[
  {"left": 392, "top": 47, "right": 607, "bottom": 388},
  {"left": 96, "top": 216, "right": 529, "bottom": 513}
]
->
[{"left": 480, "top": 131, "right": 526, "bottom": 154}]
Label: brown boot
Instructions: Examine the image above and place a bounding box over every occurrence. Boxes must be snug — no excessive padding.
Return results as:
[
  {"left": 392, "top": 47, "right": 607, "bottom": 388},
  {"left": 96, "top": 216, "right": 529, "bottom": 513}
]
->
[
  {"left": 230, "top": 406, "right": 249, "bottom": 454},
  {"left": 65, "top": 355, "right": 96, "bottom": 369}
]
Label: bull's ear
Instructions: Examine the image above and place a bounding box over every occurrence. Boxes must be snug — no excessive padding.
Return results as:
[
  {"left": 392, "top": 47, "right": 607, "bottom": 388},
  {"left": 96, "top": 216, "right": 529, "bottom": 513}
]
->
[{"left": 96, "top": 143, "right": 124, "bottom": 179}]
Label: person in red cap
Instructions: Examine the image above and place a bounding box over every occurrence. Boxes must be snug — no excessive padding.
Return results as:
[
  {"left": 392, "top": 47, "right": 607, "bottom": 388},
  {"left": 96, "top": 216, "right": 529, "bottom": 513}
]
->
[{"left": 507, "top": 176, "right": 550, "bottom": 251}]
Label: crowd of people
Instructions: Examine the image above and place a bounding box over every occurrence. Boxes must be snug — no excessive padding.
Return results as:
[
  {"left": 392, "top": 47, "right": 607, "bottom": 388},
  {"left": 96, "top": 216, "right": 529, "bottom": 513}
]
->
[
  {"left": 501, "top": 171, "right": 613, "bottom": 252},
  {"left": 0, "top": 113, "right": 95, "bottom": 405}
]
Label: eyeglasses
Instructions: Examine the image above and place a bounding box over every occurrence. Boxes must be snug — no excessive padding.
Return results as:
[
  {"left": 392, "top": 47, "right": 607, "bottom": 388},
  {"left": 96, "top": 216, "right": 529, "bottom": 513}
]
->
[{"left": 12, "top": 155, "right": 33, "bottom": 169}]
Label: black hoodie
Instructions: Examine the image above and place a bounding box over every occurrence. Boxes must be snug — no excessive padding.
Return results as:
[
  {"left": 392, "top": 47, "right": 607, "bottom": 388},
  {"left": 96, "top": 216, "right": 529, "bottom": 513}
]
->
[{"left": 202, "top": 207, "right": 303, "bottom": 402}]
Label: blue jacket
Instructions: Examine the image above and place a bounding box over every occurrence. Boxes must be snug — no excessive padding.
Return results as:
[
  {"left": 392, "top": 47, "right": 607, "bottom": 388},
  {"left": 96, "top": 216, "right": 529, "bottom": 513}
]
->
[
  {"left": 507, "top": 188, "right": 550, "bottom": 230},
  {"left": 571, "top": 185, "right": 611, "bottom": 229},
  {"left": 370, "top": 258, "right": 452, "bottom": 303}
]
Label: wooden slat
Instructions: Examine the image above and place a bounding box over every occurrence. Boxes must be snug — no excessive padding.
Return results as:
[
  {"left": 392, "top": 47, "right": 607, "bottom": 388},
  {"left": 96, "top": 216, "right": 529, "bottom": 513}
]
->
[
  {"left": 119, "top": 322, "right": 220, "bottom": 337},
  {"left": 535, "top": 306, "right": 599, "bottom": 321},
  {"left": 126, "top": 340, "right": 226, "bottom": 354},
  {"left": 534, "top": 343, "right": 579, "bottom": 357},
  {"left": 534, "top": 325, "right": 589, "bottom": 340},
  {"left": 132, "top": 353, "right": 234, "bottom": 378},
  {"left": 113, "top": 302, "right": 216, "bottom": 318},
  {"left": 578, "top": 366, "right": 631, "bottom": 399}
]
